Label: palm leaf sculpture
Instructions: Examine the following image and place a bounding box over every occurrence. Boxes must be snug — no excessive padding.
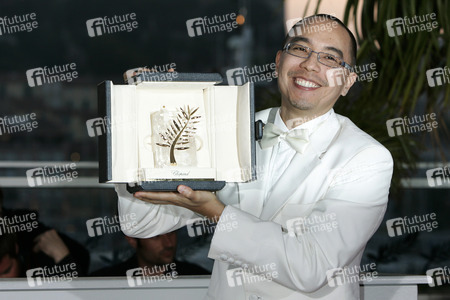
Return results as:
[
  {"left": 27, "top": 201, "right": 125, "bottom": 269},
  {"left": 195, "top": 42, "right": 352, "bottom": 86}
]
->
[{"left": 156, "top": 105, "right": 201, "bottom": 165}]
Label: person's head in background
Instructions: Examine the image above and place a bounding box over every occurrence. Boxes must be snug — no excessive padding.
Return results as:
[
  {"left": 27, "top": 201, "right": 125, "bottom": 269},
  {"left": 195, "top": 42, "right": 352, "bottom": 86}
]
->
[
  {"left": 125, "top": 231, "right": 177, "bottom": 272},
  {"left": 0, "top": 189, "right": 19, "bottom": 278},
  {"left": 0, "top": 231, "right": 21, "bottom": 278}
]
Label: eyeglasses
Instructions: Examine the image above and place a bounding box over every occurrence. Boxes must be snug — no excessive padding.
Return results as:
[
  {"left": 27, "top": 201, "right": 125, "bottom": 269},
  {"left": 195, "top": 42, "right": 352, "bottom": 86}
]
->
[{"left": 283, "top": 43, "right": 353, "bottom": 71}]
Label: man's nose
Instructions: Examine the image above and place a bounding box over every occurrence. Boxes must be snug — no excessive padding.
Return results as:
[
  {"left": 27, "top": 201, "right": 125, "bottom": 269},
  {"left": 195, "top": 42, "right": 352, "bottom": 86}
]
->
[{"left": 299, "top": 51, "right": 321, "bottom": 71}]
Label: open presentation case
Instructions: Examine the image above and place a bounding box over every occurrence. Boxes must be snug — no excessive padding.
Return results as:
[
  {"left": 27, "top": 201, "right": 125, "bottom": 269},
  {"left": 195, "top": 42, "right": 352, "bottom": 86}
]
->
[{"left": 97, "top": 73, "right": 260, "bottom": 192}]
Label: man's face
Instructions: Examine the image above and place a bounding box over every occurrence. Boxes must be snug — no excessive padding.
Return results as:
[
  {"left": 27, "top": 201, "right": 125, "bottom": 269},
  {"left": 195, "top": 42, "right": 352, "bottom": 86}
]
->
[
  {"left": 136, "top": 231, "right": 177, "bottom": 266},
  {"left": 0, "top": 254, "right": 20, "bottom": 278},
  {"left": 276, "top": 19, "right": 356, "bottom": 118}
]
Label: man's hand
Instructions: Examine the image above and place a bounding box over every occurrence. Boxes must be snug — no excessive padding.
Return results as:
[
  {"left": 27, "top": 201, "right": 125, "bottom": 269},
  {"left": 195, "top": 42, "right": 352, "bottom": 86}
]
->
[
  {"left": 134, "top": 185, "right": 225, "bottom": 221},
  {"left": 33, "top": 229, "right": 70, "bottom": 263}
]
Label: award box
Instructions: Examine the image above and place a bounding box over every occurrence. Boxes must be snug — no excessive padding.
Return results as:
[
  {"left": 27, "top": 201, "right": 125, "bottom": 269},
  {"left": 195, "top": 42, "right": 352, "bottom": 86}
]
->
[{"left": 97, "top": 73, "right": 260, "bottom": 192}]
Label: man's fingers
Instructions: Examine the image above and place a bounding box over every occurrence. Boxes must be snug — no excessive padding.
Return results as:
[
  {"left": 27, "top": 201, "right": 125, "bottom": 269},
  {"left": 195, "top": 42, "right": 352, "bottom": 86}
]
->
[
  {"left": 133, "top": 191, "right": 186, "bottom": 205},
  {"left": 135, "top": 191, "right": 178, "bottom": 201},
  {"left": 140, "top": 199, "right": 173, "bottom": 205},
  {"left": 133, "top": 186, "right": 198, "bottom": 207},
  {"left": 177, "top": 185, "right": 194, "bottom": 199}
]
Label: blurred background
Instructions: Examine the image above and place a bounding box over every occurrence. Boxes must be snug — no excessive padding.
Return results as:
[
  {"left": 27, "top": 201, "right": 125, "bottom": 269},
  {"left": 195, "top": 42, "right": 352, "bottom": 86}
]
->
[{"left": 0, "top": 0, "right": 449, "bottom": 297}]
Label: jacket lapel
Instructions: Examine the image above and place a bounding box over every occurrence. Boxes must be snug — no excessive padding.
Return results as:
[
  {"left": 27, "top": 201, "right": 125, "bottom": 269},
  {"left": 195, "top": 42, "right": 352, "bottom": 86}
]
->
[
  {"left": 236, "top": 108, "right": 273, "bottom": 217},
  {"left": 238, "top": 140, "right": 272, "bottom": 217},
  {"left": 259, "top": 112, "right": 342, "bottom": 220}
]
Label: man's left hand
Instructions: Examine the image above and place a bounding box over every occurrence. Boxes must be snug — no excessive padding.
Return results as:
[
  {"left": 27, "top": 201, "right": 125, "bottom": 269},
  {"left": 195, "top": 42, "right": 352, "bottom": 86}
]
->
[{"left": 134, "top": 185, "right": 225, "bottom": 220}]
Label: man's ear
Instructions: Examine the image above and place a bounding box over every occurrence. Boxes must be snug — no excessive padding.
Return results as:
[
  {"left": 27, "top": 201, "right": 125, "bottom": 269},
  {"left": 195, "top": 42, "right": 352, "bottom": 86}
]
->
[
  {"left": 275, "top": 50, "right": 283, "bottom": 74},
  {"left": 341, "top": 72, "right": 358, "bottom": 96},
  {"left": 124, "top": 235, "right": 138, "bottom": 249}
]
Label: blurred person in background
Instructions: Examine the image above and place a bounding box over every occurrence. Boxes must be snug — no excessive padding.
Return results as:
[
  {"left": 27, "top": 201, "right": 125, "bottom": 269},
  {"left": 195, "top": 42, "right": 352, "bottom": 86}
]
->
[
  {"left": 91, "top": 230, "right": 209, "bottom": 276},
  {"left": 0, "top": 188, "right": 90, "bottom": 277}
]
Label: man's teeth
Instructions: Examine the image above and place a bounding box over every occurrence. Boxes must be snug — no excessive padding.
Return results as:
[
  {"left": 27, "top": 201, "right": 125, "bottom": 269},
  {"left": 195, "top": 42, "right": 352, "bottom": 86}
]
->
[{"left": 295, "top": 78, "right": 319, "bottom": 88}]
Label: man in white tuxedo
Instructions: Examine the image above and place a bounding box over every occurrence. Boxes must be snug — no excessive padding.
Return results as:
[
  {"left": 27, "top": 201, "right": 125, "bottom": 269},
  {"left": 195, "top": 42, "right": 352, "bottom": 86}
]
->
[{"left": 116, "top": 14, "right": 393, "bottom": 299}]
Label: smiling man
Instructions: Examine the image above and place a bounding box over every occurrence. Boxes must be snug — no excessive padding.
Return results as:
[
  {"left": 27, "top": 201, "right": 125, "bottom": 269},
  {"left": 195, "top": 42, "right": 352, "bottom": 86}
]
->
[{"left": 117, "top": 14, "right": 393, "bottom": 299}]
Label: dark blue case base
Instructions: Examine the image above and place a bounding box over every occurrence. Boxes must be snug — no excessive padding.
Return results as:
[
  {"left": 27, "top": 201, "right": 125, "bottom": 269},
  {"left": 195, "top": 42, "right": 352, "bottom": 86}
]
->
[{"left": 126, "top": 180, "right": 226, "bottom": 193}]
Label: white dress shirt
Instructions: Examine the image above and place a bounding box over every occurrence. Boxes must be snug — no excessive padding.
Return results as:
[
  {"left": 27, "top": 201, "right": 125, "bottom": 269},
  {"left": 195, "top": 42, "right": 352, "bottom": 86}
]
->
[{"left": 264, "top": 108, "right": 333, "bottom": 203}]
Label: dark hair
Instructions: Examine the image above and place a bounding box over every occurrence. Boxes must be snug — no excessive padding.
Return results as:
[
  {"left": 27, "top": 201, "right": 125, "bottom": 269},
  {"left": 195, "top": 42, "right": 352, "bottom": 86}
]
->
[
  {"left": 0, "top": 232, "right": 18, "bottom": 259},
  {"left": 283, "top": 14, "right": 357, "bottom": 66}
]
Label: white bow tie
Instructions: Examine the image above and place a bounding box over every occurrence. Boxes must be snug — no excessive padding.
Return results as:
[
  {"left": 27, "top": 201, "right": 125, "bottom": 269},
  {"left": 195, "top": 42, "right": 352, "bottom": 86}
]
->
[{"left": 259, "top": 123, "right": 310, "bottom": 153}]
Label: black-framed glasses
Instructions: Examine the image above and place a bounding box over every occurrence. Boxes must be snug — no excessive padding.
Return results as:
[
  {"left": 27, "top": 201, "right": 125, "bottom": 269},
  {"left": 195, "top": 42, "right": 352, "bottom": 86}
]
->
[{"left": 283, "top": 43, "right": 353, "bottom": 71}]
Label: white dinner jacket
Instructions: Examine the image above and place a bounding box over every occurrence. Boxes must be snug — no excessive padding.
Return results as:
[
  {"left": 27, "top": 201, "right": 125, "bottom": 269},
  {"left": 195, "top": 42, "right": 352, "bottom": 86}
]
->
[{"left": 117, "top": 108, "right": 394, "bottom": 300}]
